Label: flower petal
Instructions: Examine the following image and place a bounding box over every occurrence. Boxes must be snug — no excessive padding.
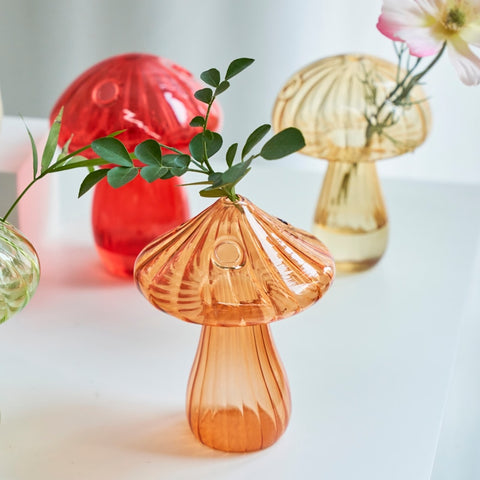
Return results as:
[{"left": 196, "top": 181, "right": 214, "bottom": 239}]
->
[
  {"left": 461, "top": 21, "right": 480, "bottom": 48},
  {"left": 377, "top": 0, "right": 443, "bottom": 53},
  {"left": 395, "top": 26, "right": 445, "bottom": 56},
  {"left": 447, "top": 37, "right": 480, "bottom": 85},
  {"left": 415, "top": 0, "right": 444, "bottom": 17}
]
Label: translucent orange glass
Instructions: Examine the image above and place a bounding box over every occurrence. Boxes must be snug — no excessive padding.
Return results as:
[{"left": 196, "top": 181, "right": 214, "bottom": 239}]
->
[
  {"left": 272, "top": 54, "right": 431, "bottom": 271},
  {"left": 135, "top": 196, "right": 335, "bottom": 452},
  {"left": 187, "top": 324, "right": 291, "bottom": 452}
]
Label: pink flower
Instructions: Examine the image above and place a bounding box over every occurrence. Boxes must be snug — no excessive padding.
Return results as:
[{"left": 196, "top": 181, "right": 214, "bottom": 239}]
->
[{"left": 377, "top": 0, "right": 480, "bottom": 85}]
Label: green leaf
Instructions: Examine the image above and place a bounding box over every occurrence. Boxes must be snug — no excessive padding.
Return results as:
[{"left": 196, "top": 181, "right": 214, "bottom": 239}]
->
[
  {"left": 200, "top": 68, "right": 221, "bottom": 87},
  {"left": 215, "top": 80, "right": 230, "bottom": 95},
  {"left": 199, "top": 187, "right": 227, "bottom": 198},
  {"left": 226, "top": 143, "right": 238, "bottom": 167},
  {"left": 160, "top": 171, "right": 175, "bottom": 179},
  {"left": 161, "top": 154, "right": 178, "bottom": 168},
  {"left": 259, "top": 127, "right": 306, "bottom": 160},
  {"left": 189, "top": 116, "right": 205, "bottom": 127},
  {"left": 242, "top": 124, "right": 271, "bottom": 159},
  {"left": 160, "top": 154, "right": 190, "bottom": 177},
  {"left": 91, "top": 137, "right": 133, "bottom": 167},
  {"left": 140, "top": 165, "right": 168, "bottom": 182},
  {"left": 41, "top": 107, "right": 63, "bottom": 172},
  {"left": 52, "top": 158, "right": 109, "bottom": 172},
  {"left": 22, "top": 117, "right": 39, "bottom": 178},
  {"left": 107, "top": 129, "right": 127, "bottom": 138},
  {"left": 189, "top": 131, "right": 223, "bottom": 162},
  {"left": 204, "top": 131, "right": 223, "bottom": 158},
  {"left": 205, "top": 160, "right": 252, "bottom": 196},
  {"left": 225, "top": 58, "right": 255, "bottom": 80},
  {"left": 194, "top": 88, "right": 213, "bottom": 104},
  {"left": 208, "top": 172, "right": 223, "bottom": 186},
  {"left": 107, "top": 166, "right": 138, "bottom": 188},
  {"left": 178, "top": 180, "right": 213, "bottom": 187},
  {"left": 189, "top": 134, "right": 204, "bottom": 161},
  {"left": 171, "top": 154, "right": 190, "bottom": 176},
  {"left": 78, "top": 169, "right": 109, "bottom": 197},
  {"left": 134, "top": 139, "right": 162, "bottom": 166},
  {"left": 220, "top": 159, "right": 252, "bottom": 186},
  {"left": 59, "top": 135, "right": 73, "bottom": 161}
]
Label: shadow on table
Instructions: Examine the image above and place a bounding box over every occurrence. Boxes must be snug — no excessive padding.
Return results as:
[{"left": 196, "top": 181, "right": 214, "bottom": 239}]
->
[
  {"left": 36, "top": 243, "right": 134, "bottom": 288},
  {"left": 0, "top": 400, "right": 232, "bottom": 479}
]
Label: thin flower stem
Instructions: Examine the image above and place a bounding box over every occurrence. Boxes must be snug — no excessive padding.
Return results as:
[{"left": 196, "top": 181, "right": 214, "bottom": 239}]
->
[
  {"left": 399, "top": 42, "right": 446, "bottom": 102},
  {"left": 201, "top": 96, "right": 215, "bottom": 174},
  {"left": 1, "top": 175, "right": 44, "bottom": 223},
  {"left": 365, "top": 42, "right": 446, "bottom": 145}
]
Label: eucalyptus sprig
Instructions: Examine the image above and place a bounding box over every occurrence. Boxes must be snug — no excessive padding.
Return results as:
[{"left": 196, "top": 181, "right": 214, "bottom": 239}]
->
[
  {"left": 79, "top": 57, "right": 306, "bottom": 202},
  {"left": 2, "top": 58, "right": 305, "bottom": 223}
]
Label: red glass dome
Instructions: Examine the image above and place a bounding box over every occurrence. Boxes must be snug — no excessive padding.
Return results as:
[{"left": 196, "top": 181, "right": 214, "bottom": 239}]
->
[
  {"left": 50, "top": 53, "right": 222, "bottom": 154},
  {"left": 50, "top": 53, "right": 222, "bottom": 277}
]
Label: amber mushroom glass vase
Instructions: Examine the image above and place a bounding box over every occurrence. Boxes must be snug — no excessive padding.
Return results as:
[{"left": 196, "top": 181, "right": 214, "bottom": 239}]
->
[
  {"left": 272, "top": 54, "right": 431, "bottom": 272},
  {"left": 134, "top": 196, "right": 335, "bottom": 452}
]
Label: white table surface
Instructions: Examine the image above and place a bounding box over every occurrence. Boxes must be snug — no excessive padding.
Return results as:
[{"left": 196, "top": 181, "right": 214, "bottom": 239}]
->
[{"left": 1, "top": 117, "right": 480, "bottom": 480}]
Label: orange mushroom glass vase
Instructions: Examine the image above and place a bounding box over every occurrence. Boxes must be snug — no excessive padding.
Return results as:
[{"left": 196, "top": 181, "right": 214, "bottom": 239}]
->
[
  {"left": 272, "top": 54, "right": 431, "bottom": 272},
  {"left": 76, "top": 57, "right": 335, "bottom": 451},
  {"left": 134, "top": 196, "right": 335, "bottom": 452}
]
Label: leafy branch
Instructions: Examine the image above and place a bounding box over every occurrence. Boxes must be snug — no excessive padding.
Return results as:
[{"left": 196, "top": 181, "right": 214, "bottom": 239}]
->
[
  {"left": 79, "top": 57, "right": 306, "bottom": 202},
  {"left": 2, "top": 58, "right": 305, "bottom": 222}
]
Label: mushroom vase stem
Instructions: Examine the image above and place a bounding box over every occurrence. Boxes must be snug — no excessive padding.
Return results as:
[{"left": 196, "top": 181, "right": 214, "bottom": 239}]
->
[
  {"left": 187, "top": 324, "right": 291, "bottom": 452},
  {"left": 272, "top": 54, "right": 431, "bottom": 271},
  {"left": 134, "top": 196, "right": 335, "bottom": 452},
  {"left": 313, "top": 162, "right": 388, "bottom": 272}
]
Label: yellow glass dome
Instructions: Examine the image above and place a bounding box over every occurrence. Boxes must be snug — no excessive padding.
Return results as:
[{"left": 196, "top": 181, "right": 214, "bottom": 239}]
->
[{"left": 272, "top": 54, "right": 431, "bottom": 163}]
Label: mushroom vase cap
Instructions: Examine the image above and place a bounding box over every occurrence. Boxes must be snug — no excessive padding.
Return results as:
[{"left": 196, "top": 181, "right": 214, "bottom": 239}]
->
[
  {"left": 272, "top": 53, "right": 431, "bottom": 163},
  {"left": 50, "top": 53, "right": 222, "bottom": 155},
  {"left": 134, "top": 196, "right": 335, "bottom": 327}
]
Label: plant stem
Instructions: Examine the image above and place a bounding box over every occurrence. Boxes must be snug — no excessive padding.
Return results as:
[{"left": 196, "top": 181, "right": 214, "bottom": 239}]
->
[
  {"left": 1, "top": 176, "right": 43, "bottom": 223},
  {"left": 365, "top": 42, "right": 446, "bottom": 145},
  {"left": 201, "top": 95, "right": 216, "bottom": 174}
]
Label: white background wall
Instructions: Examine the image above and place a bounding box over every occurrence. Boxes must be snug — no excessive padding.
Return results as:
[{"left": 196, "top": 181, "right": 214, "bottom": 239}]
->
[{"left": 0, "top": 0, "right": 479, "bottom": 184}]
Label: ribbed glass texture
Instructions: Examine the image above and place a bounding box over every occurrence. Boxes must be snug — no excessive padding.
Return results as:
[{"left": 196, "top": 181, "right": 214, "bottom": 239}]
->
[
  {"left": 272, "top": 53, "right": 431, "bottom": 163},
  {"left": 272, "top": 53, "right": 431, "bottom": 271},
  {"left": 0, "top": 221, "right": 40, "bottom": 324},
  {"left": 135, "top": 196, "right": 335, "bottom": 327},
  {"left": 313, "top": 162, "right": 388, "bottom": 271},
  {"left": 50, "top": 53, "right": 222, "bottom": 154},
  {"left": 50, "top": 53, "right": 221, "bottom": 277},
  {"left": 135, "top": 196, "right": 335, "bottom": 452},
  {"left": 187, "top": 324, "right": 291, "bottom": 452}
]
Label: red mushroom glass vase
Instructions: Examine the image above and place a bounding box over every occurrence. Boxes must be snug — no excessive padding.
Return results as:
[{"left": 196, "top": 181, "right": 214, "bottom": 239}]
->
[
  {"left": 50, "top": 53, "right": 221, "bottom": 277},
  {"left": 134, "top": 196, "right": 335, "bottom": 452},
  {"left": 272, "top": 54, "right": 431, "bottom": 272}
]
